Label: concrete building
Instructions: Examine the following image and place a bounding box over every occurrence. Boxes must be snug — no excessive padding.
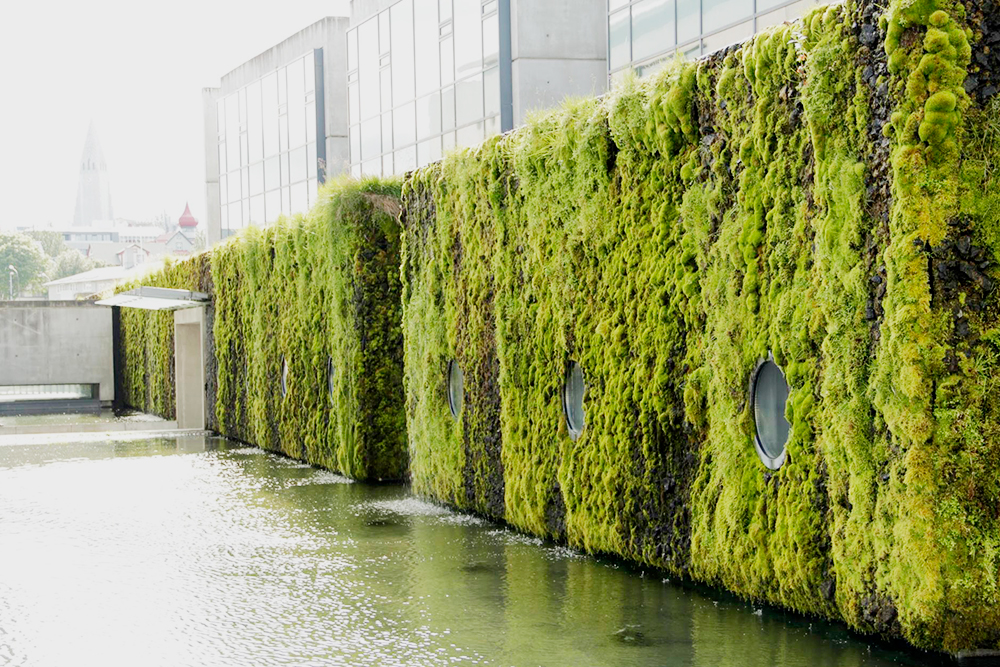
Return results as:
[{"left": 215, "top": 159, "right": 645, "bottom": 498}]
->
[
  {"left": 607, "top": 0, "right": 823, "bottom": 78},
  {"left": 73, "top": 122, "right": 114, "bottom": 227},
  {"left": 203, "top": 17, "right": 351, "bottom": 244},
  {"left": 52, "top": 202, "right": 200, "bottom": 267}
]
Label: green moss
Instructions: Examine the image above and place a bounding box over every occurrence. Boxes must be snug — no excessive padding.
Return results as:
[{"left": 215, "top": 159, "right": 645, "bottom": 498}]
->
[
  {"left": 117, "top": 0, "right": 1000, "bottom": 655},
  {"left": 117, "top": 178, "right": 407, "bottom": 481},
  {"left": 400, "top": 0, "right": 1000, "bottom": 655},
  {"left": 116, "top": 253, "right": 212, "bottom": 419}
]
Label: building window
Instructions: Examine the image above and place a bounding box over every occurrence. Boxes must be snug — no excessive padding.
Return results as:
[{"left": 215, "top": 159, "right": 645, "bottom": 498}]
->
[
  {"left": 563, "top": 361, "right": 586, "bottom": 440},
  {"left": 281, "top": 357, "right": 289, "bottom": 398},
  {"left": 608, "top": 0, "right": 821, "bottom": 78},
  {"left": 447, "top": 360, "right": 464, "bottom": 419},
  {"left": 347, "top": 0, "right": 504, "bottom": 176},
  {"left": 750, "top": 357, "right": 790, "bottom": 469},
  {"left": 328, "top": 357, "right": 336, "bottom": 402},
  {"left": 216, "top": 51, "right": 323, "bottom": 235}
]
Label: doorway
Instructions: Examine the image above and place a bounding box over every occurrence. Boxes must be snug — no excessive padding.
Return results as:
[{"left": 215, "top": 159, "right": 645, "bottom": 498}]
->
[{"left": 174, "top": 307, "right": 206, "bottom": 430}]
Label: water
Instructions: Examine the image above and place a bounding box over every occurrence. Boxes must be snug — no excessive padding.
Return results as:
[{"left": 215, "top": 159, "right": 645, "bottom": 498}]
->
[{"left": 0, "top": 434, "right": 936, "bottom": 667}]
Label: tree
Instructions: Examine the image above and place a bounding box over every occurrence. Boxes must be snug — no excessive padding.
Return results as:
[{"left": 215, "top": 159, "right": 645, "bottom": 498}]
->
[
  {"left": 24, "top": 231, "right": 68, "bottom": 259},
  {"left": 51, "top": 249, "right": 95, "bottom": 281},
  {"left": 0, "top": 233, "right": 49, "bottom": 298},
  {"left": 193, "top": 229, "right": 207, "bottom": 252}
]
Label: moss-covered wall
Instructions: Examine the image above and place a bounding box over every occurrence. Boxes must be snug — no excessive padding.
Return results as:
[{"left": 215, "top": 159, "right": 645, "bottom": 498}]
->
[
  {"left": 114, "top": 0, "right": 1000, "bottom": 653},
  {"left": 118, "top": 253, "right": 214, "bottom": 421},
  {"left": 117, "top": 179, "right": 407, "bottom": 481},
  {"left": 400, "top": 0, "right": 1000, "bottom": 652}
]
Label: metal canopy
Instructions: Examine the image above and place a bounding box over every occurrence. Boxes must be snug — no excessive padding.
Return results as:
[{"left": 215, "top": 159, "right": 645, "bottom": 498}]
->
[{"left": 96, "top": 286, "right": 210, "bottom": 311}]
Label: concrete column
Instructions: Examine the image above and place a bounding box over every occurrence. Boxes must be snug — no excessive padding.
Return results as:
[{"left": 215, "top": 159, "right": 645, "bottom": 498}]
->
[
  {"left": 509, "top": 0, "right": 608, "bottom": 126},
  {"left": 173, "top": 307, "right": 206, "bottom": 430},
  {"left": 203, "top": 87, "right": 222, "bottom": 247}
]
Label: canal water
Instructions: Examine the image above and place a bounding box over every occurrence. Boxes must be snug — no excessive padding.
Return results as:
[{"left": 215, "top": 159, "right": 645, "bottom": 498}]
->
[{"left": 0, "top": 434, "right": 935, "bottom": 667}]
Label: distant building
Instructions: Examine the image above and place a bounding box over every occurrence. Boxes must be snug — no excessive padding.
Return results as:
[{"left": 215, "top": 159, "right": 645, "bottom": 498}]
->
[
  {"left": 44, "top": 266, "right": 130, "bottom": 301},
  {"left": 117, "top": 244, "right": 150, "bottom": 269},
  {"left": 177, "top": 202, "right": 199, "bottom": 234},
  {"left": 154, "top": 229, "right": 195, "bottom": 256},
  {"left": 73, "top": 122, "right": 114, "bottom": 227},
  {"left": 41, "top": 203, "right": 199, "bottom": 267},
  {"left": 61, "top": 225, "right": 164, "bottom": 245}
]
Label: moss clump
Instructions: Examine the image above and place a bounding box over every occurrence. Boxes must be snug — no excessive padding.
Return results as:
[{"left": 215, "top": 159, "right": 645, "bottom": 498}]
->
[{"left": 117, "top": 178, "right": 407, "bottom": 481}]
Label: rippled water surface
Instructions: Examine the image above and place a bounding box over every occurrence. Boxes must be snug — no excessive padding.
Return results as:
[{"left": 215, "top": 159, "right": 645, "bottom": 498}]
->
[{"left": 0, "top": 434, "right": 936, "bottom": 667}]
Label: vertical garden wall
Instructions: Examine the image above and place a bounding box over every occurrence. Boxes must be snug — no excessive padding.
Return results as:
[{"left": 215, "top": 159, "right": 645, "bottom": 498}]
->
[
  {"left": 114, "top": 0, "right": 1000, "bottom": 653},
  {"left": 118, "top": 253, "right": 214, "bottom": 421},
  {"left": 400, "top": 0, "right": 1000, "bottom": 653},
  {"left": 117, "top": 179, "right": 407, "bottom": 481}
]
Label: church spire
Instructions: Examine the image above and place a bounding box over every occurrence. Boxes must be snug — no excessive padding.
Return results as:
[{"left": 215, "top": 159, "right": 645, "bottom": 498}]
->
[{"left": 73, "top": 121, "right": 114, "bottom": 226}]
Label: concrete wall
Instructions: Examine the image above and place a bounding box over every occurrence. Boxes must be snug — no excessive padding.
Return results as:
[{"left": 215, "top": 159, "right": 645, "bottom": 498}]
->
[
  {"left": 0, "top": 302, "right": 114, "bottom": 401},
  {"left": 509, "top": 0, "right": 607, "bottom": 125},
  {"left": 319, "top": 25, "right": 351, "bottom": 178}
]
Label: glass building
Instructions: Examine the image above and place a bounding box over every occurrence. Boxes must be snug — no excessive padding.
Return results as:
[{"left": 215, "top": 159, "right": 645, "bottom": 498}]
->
[
  {"left": 347, "top": 0, "right": 608, "bottom": 177},
  {"left": 203, "top": 3, "right": 827, "bottom": 243},
  {"left": 206, "top": 5, "right": 607, "bottom": 240},
  {"left": 348, "top": 0, "right": 504, "bottom": 176},
  {"left": 216, "top": 51, "right": 323, "bottom": 235},
  {"left": 204, "top": 18, "right": 350, "bottom": 244},
  {"left": 608, "top": 0, "right": 822, "bottom": 79}
]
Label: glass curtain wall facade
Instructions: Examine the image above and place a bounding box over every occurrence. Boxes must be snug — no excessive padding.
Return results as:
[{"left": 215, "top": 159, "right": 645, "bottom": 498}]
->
[
  {"left": 608, "top": 0, "right": 820, "bottom": 79},
  {"left": 348, "top": 0, "right": 504, "bottom": 177},
  {"left": 216, "top": 50, "right": 325, "bottom": 236}
]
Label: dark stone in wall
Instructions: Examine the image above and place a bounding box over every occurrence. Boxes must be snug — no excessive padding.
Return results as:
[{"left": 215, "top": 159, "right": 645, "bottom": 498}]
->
[
  {"left": 965, "top": 0, "right": 1000, "bottom": 104},
  {"left": 853, "top": 0, "right": 893, "bottom": 347}
]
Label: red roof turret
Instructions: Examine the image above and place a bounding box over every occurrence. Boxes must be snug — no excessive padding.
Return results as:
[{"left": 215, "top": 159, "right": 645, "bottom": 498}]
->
[{"left": 178, "top": 203, "right": 198, "bottom": 228}]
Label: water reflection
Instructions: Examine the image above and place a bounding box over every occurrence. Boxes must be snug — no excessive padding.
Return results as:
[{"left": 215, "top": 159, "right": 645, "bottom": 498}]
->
[{"left": 0, "top": 436, "right": 934, "bottom": 667}]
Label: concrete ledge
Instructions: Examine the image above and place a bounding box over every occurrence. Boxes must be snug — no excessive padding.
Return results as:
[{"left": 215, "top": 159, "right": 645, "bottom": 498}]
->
[
  {"left": 956, "top": 650, "right": 1000, "bottom": 665},
  {"left": 0, "top": 421, "right": 178, "bottom": 436}
]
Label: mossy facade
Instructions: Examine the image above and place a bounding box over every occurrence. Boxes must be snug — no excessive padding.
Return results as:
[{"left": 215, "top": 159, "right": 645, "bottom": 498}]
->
[
  {"left": 117, "top": 179, "right": 407, "bottom": 481},
  {"left": 118, "top": 253, "right": 214, "bottom": 422},
  {"left": 400, "top": 0, "right": 1000, "bottom": 653},
  {"left": 115, "top": 0, "right": 1000, "bottom": 653}
]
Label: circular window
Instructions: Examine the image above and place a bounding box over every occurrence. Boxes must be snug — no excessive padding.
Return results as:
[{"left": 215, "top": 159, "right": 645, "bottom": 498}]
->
[
  {"left": 280, "top": 357, "right": 289, "bottom": 398},
  {"left": 751, "top": 358, "right": 790, "bottom": 469},
  {"left": 327, "top": 357, "right": 336, "bottom": 401},
  {"left": 563, "top": 361, "right": 586, "bottom": 440},
  {"left": 447, "top": 360, "right": 464, "bottom": 419}
]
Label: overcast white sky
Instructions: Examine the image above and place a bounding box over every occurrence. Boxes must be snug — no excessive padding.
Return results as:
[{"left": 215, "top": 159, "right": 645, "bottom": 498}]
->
[{"left": 0, "top": 0, "right": 350, "bottom": 231}]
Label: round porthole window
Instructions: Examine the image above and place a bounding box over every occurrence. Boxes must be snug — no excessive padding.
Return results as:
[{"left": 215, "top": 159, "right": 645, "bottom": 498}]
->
[
  {"left": 280, "top": 357, "right": 289, "bottom": 398},
  {"left": 447, "top": 360, "right": 464, "bottom": 419},
  {"left": 563, "top": 361, "right": 586, "bottom": 440},
  {"left": 751, "top": 357, "right": 790, "bottom": 469},
  {"left": 327, "top": 357, "right": 336, "bottom": 401}
]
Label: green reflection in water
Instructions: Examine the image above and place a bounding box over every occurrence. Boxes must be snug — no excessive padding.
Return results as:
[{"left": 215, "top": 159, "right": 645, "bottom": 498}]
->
[{"left": 0, "top": 436, "right": 933, "bottom": 667}]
